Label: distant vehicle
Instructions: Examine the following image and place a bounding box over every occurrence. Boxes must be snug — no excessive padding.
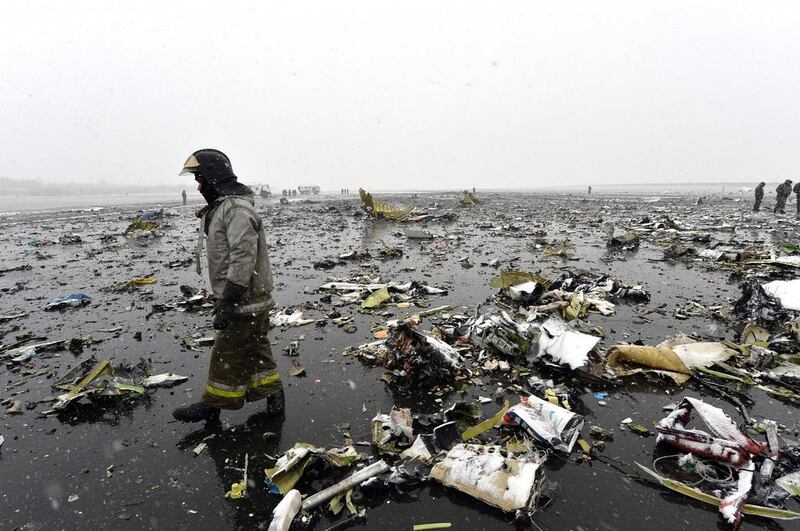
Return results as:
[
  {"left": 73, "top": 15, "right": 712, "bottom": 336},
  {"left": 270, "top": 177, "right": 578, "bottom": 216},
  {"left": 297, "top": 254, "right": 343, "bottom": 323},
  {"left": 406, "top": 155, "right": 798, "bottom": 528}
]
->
[
  {"left": 298, "top": 185, "right": 320, "bottom": 195},
  {"left": 258, "top": 184, "right": 272, "bottom": 198}
]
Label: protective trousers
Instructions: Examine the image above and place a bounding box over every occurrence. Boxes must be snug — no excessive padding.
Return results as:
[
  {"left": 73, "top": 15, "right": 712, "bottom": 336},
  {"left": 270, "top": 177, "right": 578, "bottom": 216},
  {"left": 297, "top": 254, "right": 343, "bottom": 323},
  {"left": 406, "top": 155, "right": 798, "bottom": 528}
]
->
[
  {"left": 201, "top": 311, "right": 282, "bottom": 409},
  {"left": 774, "top": 194, "right": 786, "bottom": 213}
]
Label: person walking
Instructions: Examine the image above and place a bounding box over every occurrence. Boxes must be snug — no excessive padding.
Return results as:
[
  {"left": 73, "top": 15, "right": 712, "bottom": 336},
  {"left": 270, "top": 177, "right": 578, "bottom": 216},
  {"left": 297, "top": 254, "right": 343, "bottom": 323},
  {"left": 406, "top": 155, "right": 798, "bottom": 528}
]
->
[
  {"left": 173, "top": 149, "right": 283, "bottom": 422},
  {"left": 753, "top": 182, "right": 765, "bottom": 212}
]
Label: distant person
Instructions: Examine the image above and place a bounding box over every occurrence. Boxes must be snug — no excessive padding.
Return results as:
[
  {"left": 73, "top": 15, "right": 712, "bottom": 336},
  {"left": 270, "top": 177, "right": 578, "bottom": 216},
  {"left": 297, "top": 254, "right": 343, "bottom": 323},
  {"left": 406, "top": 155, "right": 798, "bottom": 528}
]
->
[
  {"left": 794, "top": 181, "right": 800, "bottom": 215},
  {"left": 181, "top": 189, "right": 187, "bottom": 205},
  {"left": 774, "top": 179, "right": 792, "bottom": 214},
  {"left": 173, "top": 149, "right": 283, "bottom": 423},
  {"left": 753, "top": 182, "right": 765, "bottom": 212},
  {"left": 588, "top": 185, "right": 592, "bottom": 195}
]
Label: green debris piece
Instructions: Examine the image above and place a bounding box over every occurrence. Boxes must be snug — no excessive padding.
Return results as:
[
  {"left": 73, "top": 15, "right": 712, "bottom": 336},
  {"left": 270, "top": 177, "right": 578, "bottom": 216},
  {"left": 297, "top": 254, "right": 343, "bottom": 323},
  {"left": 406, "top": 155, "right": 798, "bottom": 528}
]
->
[
  {"left": 345, "top": 488, "right": 358, "bottom": 515},
  {"left": 124, "top": 219, "right": 159, "bottom": 233},
  {"left": 359, "top": 188, "right": 415, "bottom": 221},
  {"left": 49, "top": 356, "right": 154, "bottom": 411},
  {"left": 413, "top": 524, "right": 453, "bottom": 531},
  {"left": 577, "top": 439, "right": 592, "bottom": 454},
  {"left": 461, "top": 401, "right": 509, "bottom": 441},
  {"left": 695, "top": 366, "right": 754, "bottom": 385},
  {"left": 265, "top": 443, "right": 316, "bottom": 495},
  {"left": 225, "top": 481, "right": 246, "bottom": 500},
  {"left": 783, "top": 484, "right": 800, "bottom": 497},
  {"left": 779, "top": 242, "right": 800, "bottom": 254},
  {"left": 489, "top": 270, "right": 551, "bottom": 289},
  {"left": 563, "top": 294, "right": 590, "bottom": 320},
  {"left": 329, "top": 492, "right": 345, "bottom": 515},
  {"left": 325, "top": 446, "right": 360, "bottom": 468},
  {"left": 589, "top": 425, "right": 614, "bottom": 441},
  {"left": 362, "top": 287, "right": 390, "bottom": 309},
  {"left": 543, "top": 243, "right": 573, "bottom": 257},
  {"left": 112, "top": 382, "right": 146, "bottom": 394},
  {"left": 628, "top": 424, "right": 651, "bottom": 437}
]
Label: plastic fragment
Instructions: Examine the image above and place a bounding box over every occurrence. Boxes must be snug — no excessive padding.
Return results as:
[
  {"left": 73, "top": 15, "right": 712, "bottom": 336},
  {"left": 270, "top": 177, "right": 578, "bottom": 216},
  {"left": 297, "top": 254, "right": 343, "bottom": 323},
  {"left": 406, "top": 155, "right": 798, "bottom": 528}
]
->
[
  {"left": 503, "top": 395, "right": 584, "bottom": 452},
  {"left": 267, "top": 489, "right": 302, "bottom": 531},
  {"left": 226, "top": 481, "right": 246, "bottom": 500},
  {"left": 142, "top": 373, "right": 188, "bottom": 388},
  {"left": 44, "top": 293, "right": 91, "bottom": 311},
  {"left": 536, "top": 317, "right": 600, "bottom": 369}
]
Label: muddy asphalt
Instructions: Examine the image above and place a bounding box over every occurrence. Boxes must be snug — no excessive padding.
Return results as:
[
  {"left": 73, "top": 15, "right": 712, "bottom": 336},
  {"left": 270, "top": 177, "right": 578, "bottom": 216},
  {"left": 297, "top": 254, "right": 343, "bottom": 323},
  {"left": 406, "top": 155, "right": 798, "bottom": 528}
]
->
[{"left": 1, "top": 191, "right": 799, "bottom": 530}]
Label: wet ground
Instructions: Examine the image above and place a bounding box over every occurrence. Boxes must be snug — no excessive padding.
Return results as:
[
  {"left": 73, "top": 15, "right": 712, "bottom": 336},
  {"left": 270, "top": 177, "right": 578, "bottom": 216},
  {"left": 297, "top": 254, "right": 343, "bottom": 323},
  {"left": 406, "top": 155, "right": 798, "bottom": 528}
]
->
[{"left": 1, "top": 191, "right": 799, "bottom": 530}]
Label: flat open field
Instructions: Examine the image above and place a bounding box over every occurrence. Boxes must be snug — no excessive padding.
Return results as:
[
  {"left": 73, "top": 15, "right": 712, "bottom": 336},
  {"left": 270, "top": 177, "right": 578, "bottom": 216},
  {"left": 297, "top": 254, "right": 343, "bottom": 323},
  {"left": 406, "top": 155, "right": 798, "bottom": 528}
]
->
[{"left": 1, "top": 190, "right": 799, "bottom": 530}]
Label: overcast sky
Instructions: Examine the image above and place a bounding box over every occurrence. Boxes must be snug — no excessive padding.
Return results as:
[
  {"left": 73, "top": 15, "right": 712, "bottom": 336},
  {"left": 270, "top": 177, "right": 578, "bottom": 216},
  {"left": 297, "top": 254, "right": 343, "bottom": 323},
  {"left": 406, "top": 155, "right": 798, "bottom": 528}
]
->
[{"left": 1, "top": 1, "right": 798, "bottom": 190}]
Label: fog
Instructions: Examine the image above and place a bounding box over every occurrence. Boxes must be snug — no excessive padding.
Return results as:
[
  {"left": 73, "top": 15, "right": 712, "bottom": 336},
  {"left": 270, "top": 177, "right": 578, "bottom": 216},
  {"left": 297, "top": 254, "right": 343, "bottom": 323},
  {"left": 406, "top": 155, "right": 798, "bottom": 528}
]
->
[{"left": 1, "top": 1, "right": 799, "bottom": 190}]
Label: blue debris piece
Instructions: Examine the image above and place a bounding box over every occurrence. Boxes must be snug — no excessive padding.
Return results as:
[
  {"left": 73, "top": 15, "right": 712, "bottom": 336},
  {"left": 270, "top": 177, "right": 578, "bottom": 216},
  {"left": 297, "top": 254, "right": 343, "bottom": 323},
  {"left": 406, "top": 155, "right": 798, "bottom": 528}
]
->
[
  {"left": 137, "top": 209, "right": 163, "bottom": 220},
  {"left": 45, "top": 293, "right": 92, "bottom": 311}
]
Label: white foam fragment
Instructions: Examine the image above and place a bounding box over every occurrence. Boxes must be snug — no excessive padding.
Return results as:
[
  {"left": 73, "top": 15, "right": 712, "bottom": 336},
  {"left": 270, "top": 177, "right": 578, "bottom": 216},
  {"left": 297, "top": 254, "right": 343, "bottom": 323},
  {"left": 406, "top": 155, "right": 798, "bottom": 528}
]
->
[
  {"left": 430, "top": 444, "right": 543, "bottom": 512},
  {"left": 762, "top": 279, "right": 800, "bottom": 311},
  {"left": 536, "top": 317, "right": 600, "bottom": 369}
]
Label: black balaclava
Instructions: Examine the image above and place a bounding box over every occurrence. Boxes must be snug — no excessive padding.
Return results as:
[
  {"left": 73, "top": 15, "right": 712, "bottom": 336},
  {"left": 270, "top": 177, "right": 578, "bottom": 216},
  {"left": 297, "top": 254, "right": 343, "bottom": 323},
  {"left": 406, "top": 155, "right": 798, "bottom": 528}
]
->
[{"left": 180, "top": 149, "right": 253, "bottom": 205}]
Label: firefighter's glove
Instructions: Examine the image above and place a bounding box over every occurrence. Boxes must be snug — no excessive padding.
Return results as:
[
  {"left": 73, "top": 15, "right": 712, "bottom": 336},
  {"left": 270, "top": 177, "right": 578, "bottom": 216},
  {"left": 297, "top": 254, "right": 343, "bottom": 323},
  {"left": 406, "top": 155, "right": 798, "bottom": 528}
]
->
[{"left": 213, "top": 281, "right": 248, "bottom": 330}]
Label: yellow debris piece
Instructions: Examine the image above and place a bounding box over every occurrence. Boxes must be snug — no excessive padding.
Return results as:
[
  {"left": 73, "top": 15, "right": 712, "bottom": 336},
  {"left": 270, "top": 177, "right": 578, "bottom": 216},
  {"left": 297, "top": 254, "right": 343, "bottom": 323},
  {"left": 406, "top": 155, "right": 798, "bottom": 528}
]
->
[{"left": 359, "top": 189, "right": 415, "bottom": 221}]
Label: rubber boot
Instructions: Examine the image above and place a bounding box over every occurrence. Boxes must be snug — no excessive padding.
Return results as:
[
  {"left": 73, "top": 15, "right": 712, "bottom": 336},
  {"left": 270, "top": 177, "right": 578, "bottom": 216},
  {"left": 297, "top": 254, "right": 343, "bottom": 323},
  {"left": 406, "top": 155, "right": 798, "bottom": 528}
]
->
[{"left": 172, "top": 402, "right": 221, "bottom": 423}]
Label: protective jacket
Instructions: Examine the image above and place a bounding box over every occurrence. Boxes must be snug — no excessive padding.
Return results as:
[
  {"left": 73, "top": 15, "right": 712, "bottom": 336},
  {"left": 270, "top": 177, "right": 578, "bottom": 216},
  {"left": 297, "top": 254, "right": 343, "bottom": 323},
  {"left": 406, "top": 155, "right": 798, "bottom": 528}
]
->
[{"left": 197, "top": 195, "right": 274, "bottom": 313}]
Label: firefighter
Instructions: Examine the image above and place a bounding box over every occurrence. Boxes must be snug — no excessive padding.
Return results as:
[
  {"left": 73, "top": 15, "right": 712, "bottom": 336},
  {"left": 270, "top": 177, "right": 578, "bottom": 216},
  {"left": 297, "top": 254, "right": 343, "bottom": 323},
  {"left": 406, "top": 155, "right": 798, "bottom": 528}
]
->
[
  {"left": 774, "top": 179, "right": 792, "bottom": 214},
  {"left": 173, "top": 149, "right": 283, "bottom": 422},
  {"left": 794, "top": 181, "right": 800, "bottom": 215},
  {"left": 753, "top": 182, "right": 765, "bottom": 212}
]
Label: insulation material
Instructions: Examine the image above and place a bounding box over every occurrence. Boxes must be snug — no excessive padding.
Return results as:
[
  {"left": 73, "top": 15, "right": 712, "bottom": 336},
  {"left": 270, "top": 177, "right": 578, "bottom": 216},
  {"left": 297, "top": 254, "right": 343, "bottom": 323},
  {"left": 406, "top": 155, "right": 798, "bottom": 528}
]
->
[
  {"left": 430, "top": 444, "right": 543, "bottom": 512},
  {"left": 762, "top": 279, "right": 800, "bottom": 311},
  {"left": 536, "top": 317, "right": 599, "bottom": 369}
]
